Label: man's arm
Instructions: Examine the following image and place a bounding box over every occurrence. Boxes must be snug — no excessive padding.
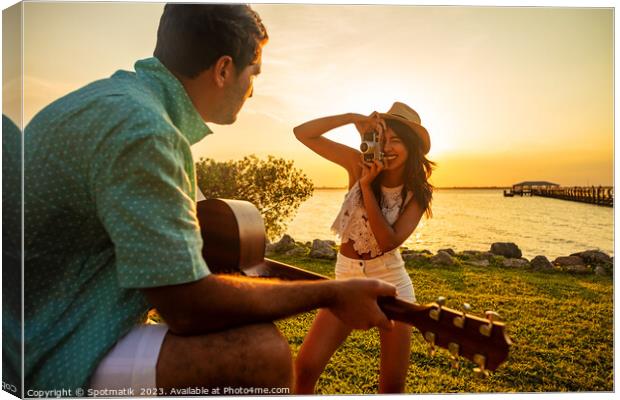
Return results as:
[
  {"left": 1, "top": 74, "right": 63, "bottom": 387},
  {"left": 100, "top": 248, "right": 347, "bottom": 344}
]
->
[
  {"left": 91, "top": 130, "right": 394, "bottom": 333},
  {"left": 142, "top": 274, "right": 396, "bottom": 334}
]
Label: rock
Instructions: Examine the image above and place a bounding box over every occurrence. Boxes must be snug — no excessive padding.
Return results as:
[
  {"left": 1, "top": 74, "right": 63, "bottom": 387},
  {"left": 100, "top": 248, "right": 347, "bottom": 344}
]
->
[
  {"left": 455, "top": 251, "right": 475, "bottom": 260},
  {"left": 285, "top": 246, "right": 308, "bottom": 257},
  {"left": 265, "top": 242, "right": 277, "bottom": 256},
  {"left": 402, "top": 249, "right": 432, "bottom": 255},
  {"left": 554, "top": 256, "right": 585, "bottom": 267},
  {"left": 570, "top": 250, "right": 612, "bottom": 265},
  {"left": 309, "top": 239, "right": 337, "bottom": 260},
  {"left": 468, "top": 259, "right": 490, "bottom": 267},
  {"left": 565, "top": 264, "right": 591, "bottom": 274},
  {"left": 431, "top": 251, "right": 456, "bottom": 266},
  {"left": 272, "top": 234, "right": 296, "bottom": 253},
  {"left": 401, "top": 248, "right": 433, "bottom": 262},
  {"left": 554, "top": 255, "right": 590, "bottom": 274},
  {"left": 400, "top": 248, "right": 415, "bottom": 255},
  {"left": 402, "top": 253, "right": 431, "bottom": 262},
  {"left": 502, "top": 258, "right": 529, "bottom": 268},
  {"left": 438, "top": 248, "right": 456, "bottom": 257},
  {"left": 460, "top": 250, "right": 483, "bottom": 257},
  {"left": 458, "top": 250, "right": 495, "bottom": 262},
  {"left": 531, "top": 255, "right": 553, "bottom": 271},
  {"left": 595, "top": 266, "right": 610, "bottom": 276},
  {"left": 490, "top": 242, "right": 522, "bottom": 259}
]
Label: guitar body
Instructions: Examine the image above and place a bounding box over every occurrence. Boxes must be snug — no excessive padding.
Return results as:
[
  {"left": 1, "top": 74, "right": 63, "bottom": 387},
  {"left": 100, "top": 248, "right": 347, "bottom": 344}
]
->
[
  {"left": 197, "top": 198, "right": 265, "bottom": 274},
  {"left": 197, "top": 198, "right": 511, "bottom": 371}
]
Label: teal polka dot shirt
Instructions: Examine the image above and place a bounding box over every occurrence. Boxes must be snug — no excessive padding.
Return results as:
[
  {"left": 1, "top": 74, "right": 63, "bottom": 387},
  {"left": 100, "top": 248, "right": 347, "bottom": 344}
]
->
[
  {"left": 17, "top": 57, "right": 212, "bottom": 392},
  {"left": 3, "top": 115, "right": 23, "bottom": 396}
]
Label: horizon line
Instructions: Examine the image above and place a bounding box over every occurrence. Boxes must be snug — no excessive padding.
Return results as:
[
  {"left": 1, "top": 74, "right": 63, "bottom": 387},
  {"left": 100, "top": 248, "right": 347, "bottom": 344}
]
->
[{"left": 313, "top": 185, "right": 614, "bottom": 190}]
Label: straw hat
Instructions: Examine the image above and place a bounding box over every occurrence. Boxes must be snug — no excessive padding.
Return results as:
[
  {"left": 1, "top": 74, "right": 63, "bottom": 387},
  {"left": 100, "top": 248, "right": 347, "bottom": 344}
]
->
[{"left": 380, "top": 102, "right": 431, "bottom": 154}]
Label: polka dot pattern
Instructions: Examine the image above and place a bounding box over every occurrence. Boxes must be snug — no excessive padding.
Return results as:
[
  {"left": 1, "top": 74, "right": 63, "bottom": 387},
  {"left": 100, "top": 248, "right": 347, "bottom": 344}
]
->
[
  {"left": 19, "top": 57, "right": 212, "bottom": 391},
  {"left": 3, "top": 115, "right": 24, "bottom": 390}
]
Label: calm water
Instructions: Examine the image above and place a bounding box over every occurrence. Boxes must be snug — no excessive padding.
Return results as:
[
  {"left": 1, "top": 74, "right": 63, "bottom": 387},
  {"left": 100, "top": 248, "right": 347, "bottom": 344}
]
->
[{"left": 286, "top": 189, "right": 614, "bottom": 260}]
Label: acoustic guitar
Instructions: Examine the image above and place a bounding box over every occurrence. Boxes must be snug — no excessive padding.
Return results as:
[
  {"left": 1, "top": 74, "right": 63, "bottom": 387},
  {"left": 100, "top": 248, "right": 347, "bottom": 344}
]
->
[{"left": 197, "top": 198, "right": 512, "bottom": 372}]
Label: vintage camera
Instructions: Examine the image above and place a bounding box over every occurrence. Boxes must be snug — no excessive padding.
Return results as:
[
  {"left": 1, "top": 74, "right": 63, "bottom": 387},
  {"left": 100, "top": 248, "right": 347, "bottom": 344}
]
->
[{"left": 360, "top": 131, "right": 384, "bottom": 162}]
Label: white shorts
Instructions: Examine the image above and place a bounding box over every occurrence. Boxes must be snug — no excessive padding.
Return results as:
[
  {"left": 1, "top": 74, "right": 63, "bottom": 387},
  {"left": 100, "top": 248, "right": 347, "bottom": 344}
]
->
[
  {"left": 335, "top": 251, "right": 416, "bottom": 303},
  {"left": 89, "top": 323, "right": 168, "bottom": 396}
]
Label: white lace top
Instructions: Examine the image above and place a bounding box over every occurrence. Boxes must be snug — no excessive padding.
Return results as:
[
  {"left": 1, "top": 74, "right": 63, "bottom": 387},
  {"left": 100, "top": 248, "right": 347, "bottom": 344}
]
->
[{"left": 331, "top": 181, "right": 413, "bottom": 257}]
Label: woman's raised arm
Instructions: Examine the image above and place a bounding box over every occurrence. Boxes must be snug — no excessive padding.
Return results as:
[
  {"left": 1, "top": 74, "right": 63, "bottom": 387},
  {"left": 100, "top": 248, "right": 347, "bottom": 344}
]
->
[{"left": 294, "top": 113, "right": 383, "bottom": 178}]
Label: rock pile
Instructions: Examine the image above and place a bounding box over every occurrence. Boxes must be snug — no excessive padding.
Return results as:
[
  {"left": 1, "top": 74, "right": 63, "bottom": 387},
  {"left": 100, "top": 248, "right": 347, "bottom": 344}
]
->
[
  {"left": 265, "top": 236, "right": 613, "bottom": 277},
  {"left": 309, "top": 239, "right": 337, "bottom": 259}
]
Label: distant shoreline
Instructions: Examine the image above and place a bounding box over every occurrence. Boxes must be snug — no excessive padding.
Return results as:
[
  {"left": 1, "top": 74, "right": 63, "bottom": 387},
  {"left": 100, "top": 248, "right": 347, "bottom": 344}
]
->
[
  {"left": 313, "top": 186, "right": 611, "bottom": 190},
  {"left": 435, "top": 186, "right": 510, "bottom": 190},
  {"left": 313, "top": 186, "right": 512, "bottom": 190}
]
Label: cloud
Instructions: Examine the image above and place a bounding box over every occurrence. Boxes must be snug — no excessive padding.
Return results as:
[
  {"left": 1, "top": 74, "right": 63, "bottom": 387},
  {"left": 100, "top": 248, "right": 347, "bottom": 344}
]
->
[{"left": 23, "top": 76, "right": 77, "bottom": 123}]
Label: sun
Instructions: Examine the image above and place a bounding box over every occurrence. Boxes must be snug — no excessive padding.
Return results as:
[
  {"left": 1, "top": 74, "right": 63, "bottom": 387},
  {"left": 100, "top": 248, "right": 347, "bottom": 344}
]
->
[
  {"left": 419, "top": 109, "right": 456, "bottom": 158},
  {"left": 312, "top": 78, "right": 453, "bottom": 157},
  {"left": 322, "top": 84, "right": 406, "bottom": 151}
]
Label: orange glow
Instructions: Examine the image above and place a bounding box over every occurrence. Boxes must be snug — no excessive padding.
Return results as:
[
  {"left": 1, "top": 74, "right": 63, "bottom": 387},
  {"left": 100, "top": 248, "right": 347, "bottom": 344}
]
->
[{"left": 19, "top": 3, "right": 613, "bottom": 187}]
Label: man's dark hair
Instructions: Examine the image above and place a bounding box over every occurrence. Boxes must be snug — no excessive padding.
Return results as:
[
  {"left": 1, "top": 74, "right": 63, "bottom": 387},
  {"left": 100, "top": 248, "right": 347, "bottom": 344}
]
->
[{"left": 154, "top": 4, "right": 268, "bottom": 79}]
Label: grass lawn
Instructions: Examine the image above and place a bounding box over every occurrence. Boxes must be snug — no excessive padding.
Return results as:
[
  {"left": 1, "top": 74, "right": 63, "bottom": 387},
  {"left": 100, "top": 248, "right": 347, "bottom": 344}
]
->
[{"left": 270, "top": 253, "right": 614, "bottom": 394}]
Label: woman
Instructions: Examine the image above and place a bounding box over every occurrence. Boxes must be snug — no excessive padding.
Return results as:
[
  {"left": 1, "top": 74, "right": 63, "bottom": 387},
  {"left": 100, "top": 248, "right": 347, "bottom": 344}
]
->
[{"left": 293, "top": 102, "right": 435, "bottom": 393}]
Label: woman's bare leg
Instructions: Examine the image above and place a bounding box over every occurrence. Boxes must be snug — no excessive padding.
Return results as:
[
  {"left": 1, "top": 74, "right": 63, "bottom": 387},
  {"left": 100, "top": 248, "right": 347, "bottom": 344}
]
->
[
  {"left": 294, "top": 309, "right": 353, "bottom": 394},
  {"left": 378, "top": 322, "right": 412, "bottom": 393}
]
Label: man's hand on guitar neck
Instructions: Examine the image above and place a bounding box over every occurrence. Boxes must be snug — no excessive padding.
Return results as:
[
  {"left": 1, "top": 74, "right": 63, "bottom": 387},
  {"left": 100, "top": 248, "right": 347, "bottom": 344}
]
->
[
  {"left": 329, "top": 278, "right": 396, "bottom": 330},
  {"left": 142, "top": 274, "right": 396, "bottom": 335}
]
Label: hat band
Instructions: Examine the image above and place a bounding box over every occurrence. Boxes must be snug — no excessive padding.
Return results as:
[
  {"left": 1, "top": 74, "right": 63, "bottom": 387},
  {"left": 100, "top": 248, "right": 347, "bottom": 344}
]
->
[{"left": 390, "top": 113, "right": 418, "bottom": 124}]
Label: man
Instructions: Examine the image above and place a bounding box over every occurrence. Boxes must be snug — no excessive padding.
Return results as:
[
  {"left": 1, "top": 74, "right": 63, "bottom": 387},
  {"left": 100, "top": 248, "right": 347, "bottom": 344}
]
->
[
  {"left": 11, "top": 4, "right": 396, "bottom": 395},
  {"left": 2, "top": 115, "right": 22, "bottom": 398}
]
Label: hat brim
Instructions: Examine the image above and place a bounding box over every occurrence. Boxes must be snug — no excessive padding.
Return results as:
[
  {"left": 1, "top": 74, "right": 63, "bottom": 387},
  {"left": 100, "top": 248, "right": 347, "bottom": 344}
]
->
[{"left": 379, "top": 113, "right": 431, "bottom": 155}]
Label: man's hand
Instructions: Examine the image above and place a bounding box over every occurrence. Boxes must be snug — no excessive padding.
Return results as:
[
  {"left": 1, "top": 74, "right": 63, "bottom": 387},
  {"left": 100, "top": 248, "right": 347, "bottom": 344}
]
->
[{"left": 328, "top": 278, "right": 396, "bottom": 330}]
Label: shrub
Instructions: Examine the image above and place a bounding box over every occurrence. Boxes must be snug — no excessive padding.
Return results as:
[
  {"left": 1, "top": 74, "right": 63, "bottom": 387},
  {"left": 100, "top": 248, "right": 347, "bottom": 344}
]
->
[{"left": 196, "top": 155, "right": 314, "bottom": 240}]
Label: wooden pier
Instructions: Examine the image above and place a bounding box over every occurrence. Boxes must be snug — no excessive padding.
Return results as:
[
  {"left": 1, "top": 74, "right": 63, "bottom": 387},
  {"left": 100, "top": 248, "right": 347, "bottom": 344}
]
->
[
  {"left": 504, "top": 181, "right": 557, "bottom": 197},
  {"left": 504, "top": 181, "right": 613, "bottom": 207},
  {"left": 533, "top": 186, "right": 613, "bottom": 207}
]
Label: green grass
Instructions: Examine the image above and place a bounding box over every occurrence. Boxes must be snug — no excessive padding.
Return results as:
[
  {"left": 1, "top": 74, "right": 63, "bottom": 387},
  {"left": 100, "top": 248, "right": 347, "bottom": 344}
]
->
[{"left": 271, "top": 254, "right": 614, "bottom": 394}]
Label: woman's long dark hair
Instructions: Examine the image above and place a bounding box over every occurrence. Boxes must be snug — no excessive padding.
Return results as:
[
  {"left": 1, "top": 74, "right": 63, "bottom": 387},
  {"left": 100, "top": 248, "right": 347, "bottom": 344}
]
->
[{"left": 371, "top": 119, "right": 436, "bottom": 218}]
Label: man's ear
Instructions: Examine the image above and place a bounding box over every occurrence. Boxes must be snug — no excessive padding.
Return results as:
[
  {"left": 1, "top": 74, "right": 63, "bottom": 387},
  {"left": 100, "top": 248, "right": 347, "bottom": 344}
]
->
[{"left": 213, "top": 55, "right": 234, "bottom": 88}]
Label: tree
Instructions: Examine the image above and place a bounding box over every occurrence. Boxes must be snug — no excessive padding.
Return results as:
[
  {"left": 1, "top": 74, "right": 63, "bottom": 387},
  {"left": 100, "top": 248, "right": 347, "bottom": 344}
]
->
[{"left": 196, "top": 155, "right": 314, "bottom": 241}]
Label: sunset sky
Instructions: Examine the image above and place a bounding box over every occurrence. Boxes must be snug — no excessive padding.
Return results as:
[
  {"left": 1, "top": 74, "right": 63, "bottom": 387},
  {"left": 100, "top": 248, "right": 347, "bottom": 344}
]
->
[{"left": 7, "top": 1, "right": 614, "bottom": 187}]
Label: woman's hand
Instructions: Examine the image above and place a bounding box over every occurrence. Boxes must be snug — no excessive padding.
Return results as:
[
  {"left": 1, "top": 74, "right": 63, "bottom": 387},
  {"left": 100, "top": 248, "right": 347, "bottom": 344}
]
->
[
  {"left": 353, "top": 112, "right": 387, "bottom": 137},
  {"left": 359, "top": 159, "right": 385, "bottom": 187}
]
